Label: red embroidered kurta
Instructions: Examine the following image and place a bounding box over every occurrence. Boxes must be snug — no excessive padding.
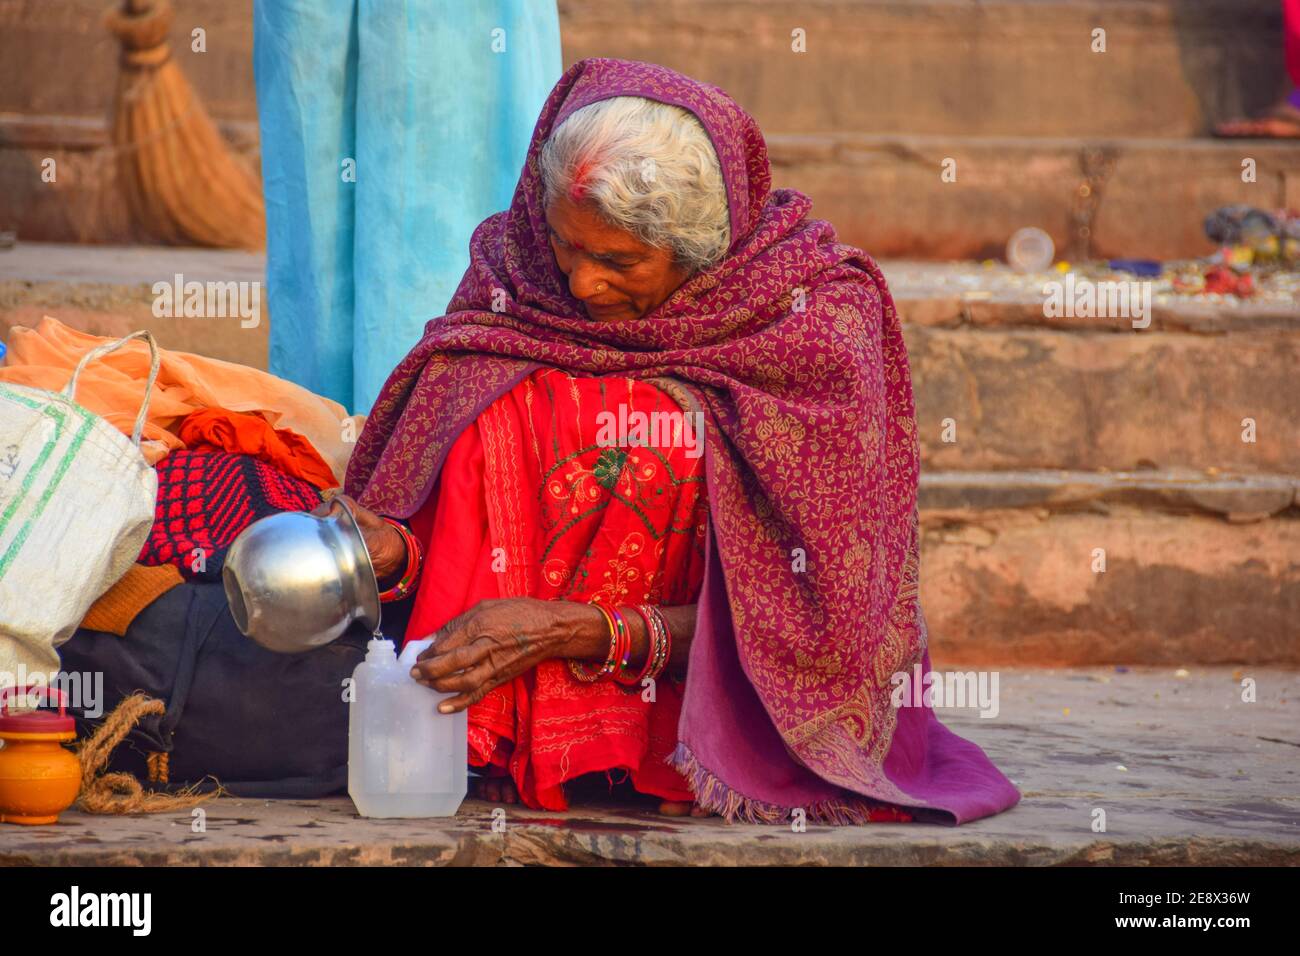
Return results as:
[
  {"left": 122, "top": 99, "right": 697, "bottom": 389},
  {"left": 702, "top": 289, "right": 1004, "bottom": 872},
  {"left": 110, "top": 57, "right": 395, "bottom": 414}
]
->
[{"left": 402, "top": 367, "right": 709, "bottom": 810}]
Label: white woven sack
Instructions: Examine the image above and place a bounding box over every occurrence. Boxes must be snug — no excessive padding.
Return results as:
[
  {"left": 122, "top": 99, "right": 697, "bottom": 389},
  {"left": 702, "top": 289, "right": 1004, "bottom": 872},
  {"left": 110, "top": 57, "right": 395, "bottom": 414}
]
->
[{"left": 0, "top": 330, "right": 161, "bottom": 680}]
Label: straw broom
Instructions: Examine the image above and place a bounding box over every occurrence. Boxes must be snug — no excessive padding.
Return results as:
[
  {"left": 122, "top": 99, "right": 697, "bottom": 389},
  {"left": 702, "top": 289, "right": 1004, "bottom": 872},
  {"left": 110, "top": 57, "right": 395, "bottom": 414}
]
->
[{"left": 104, "top": 0, "right": 265, "bottom": 248}]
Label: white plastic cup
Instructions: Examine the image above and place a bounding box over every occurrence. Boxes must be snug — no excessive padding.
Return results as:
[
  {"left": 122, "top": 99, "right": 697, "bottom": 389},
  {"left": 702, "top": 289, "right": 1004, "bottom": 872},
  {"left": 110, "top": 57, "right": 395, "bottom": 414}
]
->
[{"left": 1006, "top": 227, "right": 1055, "bottom": 273}]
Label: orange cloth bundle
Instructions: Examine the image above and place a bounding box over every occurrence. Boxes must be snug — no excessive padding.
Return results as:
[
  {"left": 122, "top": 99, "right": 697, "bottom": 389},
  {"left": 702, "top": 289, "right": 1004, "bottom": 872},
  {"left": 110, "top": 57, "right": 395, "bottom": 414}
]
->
[
  {"left": 0, "top": 316, "right": 363, "bottom": 485},
  {"left": 177, "top": 407, "right": 337, "bottom": 491}
]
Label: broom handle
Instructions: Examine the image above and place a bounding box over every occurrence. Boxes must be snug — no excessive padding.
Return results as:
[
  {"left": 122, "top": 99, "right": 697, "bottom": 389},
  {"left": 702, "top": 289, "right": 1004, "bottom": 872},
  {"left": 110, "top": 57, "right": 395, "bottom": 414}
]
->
[{"left": 62, "top": 329, "right": 162, "bottom": 447}]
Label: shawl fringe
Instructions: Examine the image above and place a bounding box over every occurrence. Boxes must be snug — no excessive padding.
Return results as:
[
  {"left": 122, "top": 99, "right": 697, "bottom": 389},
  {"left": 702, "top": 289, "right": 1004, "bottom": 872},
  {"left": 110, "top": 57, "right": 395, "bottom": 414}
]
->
[{"left": 668, "top": 741, "right": 914, "bottom": 826}]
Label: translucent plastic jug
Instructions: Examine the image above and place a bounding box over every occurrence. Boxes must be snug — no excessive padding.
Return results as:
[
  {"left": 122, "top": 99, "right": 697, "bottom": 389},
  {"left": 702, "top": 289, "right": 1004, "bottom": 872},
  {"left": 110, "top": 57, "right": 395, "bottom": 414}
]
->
[{"left": 348, "top": 637, "right": 467, "bottom": 817}]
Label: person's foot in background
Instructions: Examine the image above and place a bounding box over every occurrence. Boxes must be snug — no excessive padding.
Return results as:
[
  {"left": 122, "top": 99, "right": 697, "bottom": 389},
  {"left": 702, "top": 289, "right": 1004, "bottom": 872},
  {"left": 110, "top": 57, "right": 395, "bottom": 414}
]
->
[
  {"left": 1214, "top": 92, "right": 1300, "bottom": 138},
  {"left": 1217, "top": 0, "right": 1300, "bottom": 137}
]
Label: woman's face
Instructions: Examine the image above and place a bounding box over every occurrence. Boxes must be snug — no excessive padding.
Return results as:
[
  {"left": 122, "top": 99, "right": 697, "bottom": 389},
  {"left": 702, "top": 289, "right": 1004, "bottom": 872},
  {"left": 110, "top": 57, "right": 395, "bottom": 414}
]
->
[{"left": 545, "top": 195, "right": 691, "bottom": 321}]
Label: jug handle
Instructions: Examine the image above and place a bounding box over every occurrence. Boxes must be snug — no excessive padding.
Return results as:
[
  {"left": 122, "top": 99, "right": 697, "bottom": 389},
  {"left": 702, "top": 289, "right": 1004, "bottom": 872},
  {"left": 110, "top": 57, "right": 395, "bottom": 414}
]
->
[{"left": 0, "top": 684, "right": 68, "bottom": 717}]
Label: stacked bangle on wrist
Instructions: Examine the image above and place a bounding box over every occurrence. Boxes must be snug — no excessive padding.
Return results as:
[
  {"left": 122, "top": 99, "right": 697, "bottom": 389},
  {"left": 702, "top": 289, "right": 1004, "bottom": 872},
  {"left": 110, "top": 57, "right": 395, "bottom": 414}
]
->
[
  {"left": 568, "top": 598, "right": 629, "bottom": 683},
  {"left": 625, "top": 603, "right": 672, "bottom": 689},
  {"left": 569, "top": 598, "right": 673, "bottom": 689},
  {"left": 377, "top": 516, "right": 422, "bottom": 602}
]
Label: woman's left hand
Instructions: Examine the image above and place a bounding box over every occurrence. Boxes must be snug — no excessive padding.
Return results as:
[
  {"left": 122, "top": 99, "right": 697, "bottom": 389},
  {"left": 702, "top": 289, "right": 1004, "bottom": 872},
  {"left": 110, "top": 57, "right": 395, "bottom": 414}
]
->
[{"left": 410, "top": 597, "right": 600, "bottom": 713}]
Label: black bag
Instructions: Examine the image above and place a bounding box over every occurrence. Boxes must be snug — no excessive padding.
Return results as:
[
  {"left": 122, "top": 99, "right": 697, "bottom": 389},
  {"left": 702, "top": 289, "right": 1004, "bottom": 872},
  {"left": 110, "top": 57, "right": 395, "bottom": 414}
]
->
[{"left": 58, "top": 581, "right": 412, "bottom": 798}]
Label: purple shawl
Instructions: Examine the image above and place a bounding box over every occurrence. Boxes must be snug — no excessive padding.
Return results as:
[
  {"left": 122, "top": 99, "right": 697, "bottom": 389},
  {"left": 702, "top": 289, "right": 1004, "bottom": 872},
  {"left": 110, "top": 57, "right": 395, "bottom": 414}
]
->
[{"left": 345, "top": 57, "right": 1021, "bottom": 825}]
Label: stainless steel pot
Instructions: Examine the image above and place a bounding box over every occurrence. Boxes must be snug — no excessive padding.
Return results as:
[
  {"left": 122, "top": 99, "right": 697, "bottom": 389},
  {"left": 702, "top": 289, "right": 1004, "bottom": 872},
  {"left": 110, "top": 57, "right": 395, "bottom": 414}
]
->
[{"left": 222, "top": 496, "right": 381, "bottom": 654}]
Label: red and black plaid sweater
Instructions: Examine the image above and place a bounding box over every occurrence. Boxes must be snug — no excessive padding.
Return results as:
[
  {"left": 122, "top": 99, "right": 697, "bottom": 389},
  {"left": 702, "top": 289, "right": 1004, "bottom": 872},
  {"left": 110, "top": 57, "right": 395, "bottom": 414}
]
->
[{"left": 138, "top": 448, "right": 323, "bottom": 581}]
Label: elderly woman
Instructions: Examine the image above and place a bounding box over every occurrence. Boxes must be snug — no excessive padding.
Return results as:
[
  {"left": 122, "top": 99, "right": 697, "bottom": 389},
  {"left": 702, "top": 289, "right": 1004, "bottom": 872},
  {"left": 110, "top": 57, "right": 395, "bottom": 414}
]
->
[{"left": 338, "top": 58, "right": 1020, "bottom": 825}]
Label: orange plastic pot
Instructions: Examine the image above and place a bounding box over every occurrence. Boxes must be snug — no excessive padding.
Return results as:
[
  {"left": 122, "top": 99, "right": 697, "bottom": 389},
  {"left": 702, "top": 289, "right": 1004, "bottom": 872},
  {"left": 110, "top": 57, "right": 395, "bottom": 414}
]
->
[{"left": 0, "top": 685, "right": 81, "bottom": 825}]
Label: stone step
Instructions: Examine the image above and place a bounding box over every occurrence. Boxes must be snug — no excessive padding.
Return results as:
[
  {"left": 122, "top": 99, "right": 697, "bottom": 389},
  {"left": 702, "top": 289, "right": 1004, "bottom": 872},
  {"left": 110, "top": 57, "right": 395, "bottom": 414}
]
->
[
  {"left": 906, "top": 321, "right": 1299, "bottom": 475},
  {"left": 918, "top": 469, "right": 1299, "bottom": 666},
  {"left": 2, "top": 250, "right": 1295, "bottom": 665},
  {"left": 769, "top": 132, "right": 1300, "bottom": 261},
  {"left": 3, "top": 247, "right": 1296, "bottom": 475},
  {"left": 5, "top": 668, "right": 1297, "bottom": 865},
  {"left": 0, "top": 241, "right": 269, "bottom": 369},
  {"left": 919, "top": 468, "right": 1299, "bottom": 521},
  {"left": 884, "top": 260, "right": 1300, "bottom": 334},
  {"left": 3, "top": 1, "right": 1297, "bottom": 256},
  {"left": 7, "top": 116, "right": 1300, "bottom": 258},
  {"left": 882, "top": 263, "right": 1300, "bottom": 477},
  {"left": 2, "top": 0, "right": 1287, "bottom": 139},
  {"left": 560, "top": 0, "right": 1288, "bottom": 140}
]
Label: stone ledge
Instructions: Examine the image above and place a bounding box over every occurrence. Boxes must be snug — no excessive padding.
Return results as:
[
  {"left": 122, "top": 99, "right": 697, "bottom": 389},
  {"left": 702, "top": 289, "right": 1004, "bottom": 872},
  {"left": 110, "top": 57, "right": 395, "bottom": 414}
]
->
[
  {"left": 768, "top": 134, "right": 1300, "bottom": 260},
  {"left": 907, "top": 325, "right": 1300, "bottom": 474},
  {"left": 3, "top": 247, "right": 1297, "bottom": 476},
  {"left": 920, "top": 513, "right": 1300, "bottom": 665},
  {"left": 3, "top": 669, "right": 1296, "bottom": 866},
  {"left": 882, "top": 260, "right": 1300, "bottom": 335},
  {"left": 920, "top": 469, "right": 1299, "bottom": 520}
]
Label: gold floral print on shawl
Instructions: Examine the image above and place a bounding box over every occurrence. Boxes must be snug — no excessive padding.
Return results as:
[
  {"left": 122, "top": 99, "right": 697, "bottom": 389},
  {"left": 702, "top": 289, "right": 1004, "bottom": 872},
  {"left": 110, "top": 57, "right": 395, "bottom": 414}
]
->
[
  {"left": 780, "top": 508, "right": 924, "bottom": 806},
  {"left": 753, "top": 404, "right": 807, "bottom": 465}
]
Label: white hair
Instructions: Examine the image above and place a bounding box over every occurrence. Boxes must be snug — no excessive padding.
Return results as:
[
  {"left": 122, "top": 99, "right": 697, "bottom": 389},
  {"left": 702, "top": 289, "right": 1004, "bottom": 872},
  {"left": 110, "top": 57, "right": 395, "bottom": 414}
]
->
[{"left": 539, "top": 95, "right": 731, "bottom": 273}]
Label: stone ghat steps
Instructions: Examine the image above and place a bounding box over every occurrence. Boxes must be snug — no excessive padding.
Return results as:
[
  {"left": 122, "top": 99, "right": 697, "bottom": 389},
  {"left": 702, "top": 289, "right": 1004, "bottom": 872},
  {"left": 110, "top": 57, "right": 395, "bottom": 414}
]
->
[
  {"left": 768, "top": 133, "right": 1300, "bottom": 261},
  {"left": 7, "top": 115, "right": 1299, "bottom": 257},
  {"left": 1, "top": 0, "right": 1285, "bottom": 140},
  {"left": 0, "top": 241, "right": 270, "bottom": 369},
  {"left": 918, "top": 469, "right": 1299, "bottom": 666},
  {"left": 921, "top": 468, "right": 1298, "bottom": 521},
  {"left": 888, "top": 260, "right": 1300, "bottom": 333},
  {"left": 1, "top": 246, "right": 1295, "bottom": 665},
  {"left": 559, "top": 0, "right": 1287, "bottom": 141},
  {"left": 890, "top": 258, "right": 1299, "bottom": 667},
  {"left": 904, "top": 316, "right": 1299, "bottom": 475},
  {"left": 883, "top": 261, "right": 1300, "bottom": 476},
  {"left": 5, "top": 669, "right": 1298, "bottom": 865},
  {"left": 6, "top": 2, "right": 1299, "bottom": 255}
]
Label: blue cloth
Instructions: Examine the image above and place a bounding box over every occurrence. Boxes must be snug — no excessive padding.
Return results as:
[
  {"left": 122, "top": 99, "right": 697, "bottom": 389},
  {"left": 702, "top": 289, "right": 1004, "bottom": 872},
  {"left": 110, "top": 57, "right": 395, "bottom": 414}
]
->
[{"left": 253, "top": 0, "right": 560, "bottom": 413}]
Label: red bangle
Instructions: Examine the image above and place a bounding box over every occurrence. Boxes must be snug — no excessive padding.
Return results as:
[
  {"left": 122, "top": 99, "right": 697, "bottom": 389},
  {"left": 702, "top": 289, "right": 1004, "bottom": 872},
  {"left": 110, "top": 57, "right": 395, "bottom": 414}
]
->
[
  {"left": 568, "top": 598, "right": 628, "bottom": 683},
  {"left": 618, "top": 604, "right": 657, "bottom": 689},
  {"left": 377, "top": 516, "right": 422, "bottom": 602},
  {"left": 607, "top": 603, "right": 634, "bottom": 680}
]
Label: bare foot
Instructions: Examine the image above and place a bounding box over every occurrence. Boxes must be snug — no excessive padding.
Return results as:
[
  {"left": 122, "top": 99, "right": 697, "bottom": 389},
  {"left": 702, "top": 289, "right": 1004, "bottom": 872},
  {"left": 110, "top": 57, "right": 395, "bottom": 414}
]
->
[
  {"left": 472, "top": 775, "right": 519, "bottom": 804},
  {"left": 658, "top": 799, "right": 717, "bottom": 817},
  {"left": 1214, "top": 101, "right": 1300, "bottom": 138},
  {"left": 474, "top": 772, "right": 713, "bottom": 816}
]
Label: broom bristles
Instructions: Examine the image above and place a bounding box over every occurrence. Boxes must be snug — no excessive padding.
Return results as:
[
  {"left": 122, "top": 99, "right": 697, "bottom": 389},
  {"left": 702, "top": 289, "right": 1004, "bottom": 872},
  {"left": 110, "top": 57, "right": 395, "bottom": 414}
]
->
[{"left": 104, "top": 0, "right": 265, "bottom": 249}]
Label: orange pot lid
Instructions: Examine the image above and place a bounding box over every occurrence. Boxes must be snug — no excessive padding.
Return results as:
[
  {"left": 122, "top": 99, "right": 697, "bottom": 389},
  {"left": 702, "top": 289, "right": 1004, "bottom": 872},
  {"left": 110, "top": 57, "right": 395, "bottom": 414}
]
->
[
  {"left": 0, "top": 709, "right": 75, "bottom": 735},
  {"left": 1, "top": 686, "right": 76, "bottom": 735}
]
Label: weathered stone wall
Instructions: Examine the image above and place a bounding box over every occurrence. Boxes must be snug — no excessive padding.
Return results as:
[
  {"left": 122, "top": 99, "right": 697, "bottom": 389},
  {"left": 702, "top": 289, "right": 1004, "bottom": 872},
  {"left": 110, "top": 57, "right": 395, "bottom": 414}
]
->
[
  {"left": 2, "top": 0, "right": 1298, "bottom": 254},
  {"left": 0, "top": 2, "right": 1295, "bottom": 666}
]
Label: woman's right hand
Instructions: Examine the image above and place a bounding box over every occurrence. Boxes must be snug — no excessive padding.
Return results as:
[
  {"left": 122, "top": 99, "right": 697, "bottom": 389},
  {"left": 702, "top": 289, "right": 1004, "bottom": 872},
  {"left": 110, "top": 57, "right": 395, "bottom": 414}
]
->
[{"left": 312, "top": 493, "right": 408, "bottom": 580}]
